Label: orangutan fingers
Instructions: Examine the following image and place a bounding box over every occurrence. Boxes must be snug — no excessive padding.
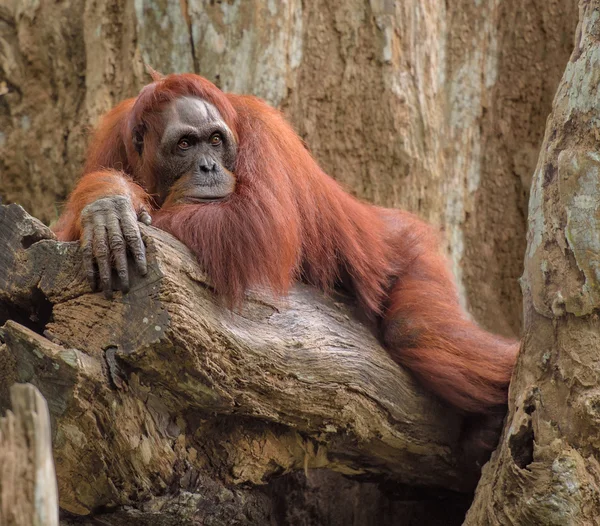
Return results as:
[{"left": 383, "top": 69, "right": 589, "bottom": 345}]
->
[
  {"left": 120, "top": 205, "right": 148, "bottom": 276},
  {"left": 92, "top": 219, "right": 112, "bottom": 299},
  {"left": 106, "top": 214, "right": 129, "bottom": 293},
  {"left": 137, "top": 205, "right": 152, "bottom": 226},
  {"left": 80, "top": 196, "right": 150, "bottom": 297}
]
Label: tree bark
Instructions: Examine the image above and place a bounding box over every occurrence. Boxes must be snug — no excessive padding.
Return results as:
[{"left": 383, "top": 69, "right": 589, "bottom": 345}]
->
[
  {"left": 0, "top": 0, "right": 579, "bottom": 337},
  {"left": 465, "top": 1, "right": 600, "bottom": 524},
  {"left": 0, "top": 203, "right": 473, "bottom": 525}
]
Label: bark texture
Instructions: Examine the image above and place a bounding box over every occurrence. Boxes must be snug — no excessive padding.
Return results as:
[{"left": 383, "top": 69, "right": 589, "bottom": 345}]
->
[
  {"left": 0, "top": 0, "right": 578, "bottom": 337},
  {"left": 0, "top": 204, "right": 473, "bottom": 525},
  {"left": 465, "top": 2, "right": 600, "bottom": 524}
]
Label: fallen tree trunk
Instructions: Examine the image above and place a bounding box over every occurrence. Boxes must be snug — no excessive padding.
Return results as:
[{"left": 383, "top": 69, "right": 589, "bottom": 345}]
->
[{"left": 0, "top": 204, "right": 473, "bottom": 523}]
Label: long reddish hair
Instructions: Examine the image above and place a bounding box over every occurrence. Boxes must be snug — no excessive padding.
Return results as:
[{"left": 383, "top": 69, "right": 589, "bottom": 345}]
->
[{"left": 55, "top": 74, "right": 519, "bottom": 420}]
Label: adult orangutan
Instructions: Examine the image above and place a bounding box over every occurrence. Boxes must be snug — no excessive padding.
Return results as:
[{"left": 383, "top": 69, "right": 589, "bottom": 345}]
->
[{"left": 54, "top": 73, "right": 518, "bottom": 424}]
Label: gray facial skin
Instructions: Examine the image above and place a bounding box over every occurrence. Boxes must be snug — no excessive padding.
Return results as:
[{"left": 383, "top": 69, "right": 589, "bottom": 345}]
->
[{"left": 151, "top": 97, "right": 237, "bottom": 205}]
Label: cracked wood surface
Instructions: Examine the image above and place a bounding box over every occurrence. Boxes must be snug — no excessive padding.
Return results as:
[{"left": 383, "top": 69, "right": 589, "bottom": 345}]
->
[{"left": 0, "top": 204, "right": 469, "bottom": 516}]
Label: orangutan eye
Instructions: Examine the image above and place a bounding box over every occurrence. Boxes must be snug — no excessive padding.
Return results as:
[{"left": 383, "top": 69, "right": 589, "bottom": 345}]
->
[
  {"left": 178, "top": 138, "right": 192, "bottom": 150},
  {"left": 210, "top": 133, "right": 222, "bottom": 146}
]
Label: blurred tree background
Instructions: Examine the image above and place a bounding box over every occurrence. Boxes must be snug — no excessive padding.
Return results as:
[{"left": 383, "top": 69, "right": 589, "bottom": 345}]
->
[{"left": 0, "top": 0, "right": 579, "bottom": 338}]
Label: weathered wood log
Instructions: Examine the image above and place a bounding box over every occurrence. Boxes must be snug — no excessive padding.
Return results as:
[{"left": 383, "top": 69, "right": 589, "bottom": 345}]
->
[
  {"left": 0, "top": 383, "right": 59, "bottom": 526},
  {"left": 0, "top": 204, "right": 472, "bottom": 520}
]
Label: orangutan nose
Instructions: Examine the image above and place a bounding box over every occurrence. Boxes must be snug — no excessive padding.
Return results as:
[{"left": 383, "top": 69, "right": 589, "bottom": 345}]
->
[{"left": 199, "top": 157, "right": 216, "bottom": 172}]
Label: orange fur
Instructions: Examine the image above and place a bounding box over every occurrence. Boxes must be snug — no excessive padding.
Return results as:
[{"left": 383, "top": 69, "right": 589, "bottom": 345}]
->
[{"left": 55, "top": 74, "right": 518, "bottom": 415}]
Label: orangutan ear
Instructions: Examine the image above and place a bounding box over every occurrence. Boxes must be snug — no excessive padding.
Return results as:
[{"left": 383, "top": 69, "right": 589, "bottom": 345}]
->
[{"left": 132, "top": 124, "right": 146, "bottom": 156}]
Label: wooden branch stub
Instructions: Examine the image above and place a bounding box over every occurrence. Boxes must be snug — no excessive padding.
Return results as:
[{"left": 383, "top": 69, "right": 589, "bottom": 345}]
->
[
  {"left": 0, "top": 383, "right": 59, "bottom": 526},
  {"left": 0, "top": 204, "right": 471, "bottom": 515}
]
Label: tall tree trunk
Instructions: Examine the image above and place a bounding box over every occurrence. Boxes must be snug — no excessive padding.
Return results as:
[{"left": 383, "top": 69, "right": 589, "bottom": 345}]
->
[{"left": 465, "top": 1, "right": 600, "bottom": 523}]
